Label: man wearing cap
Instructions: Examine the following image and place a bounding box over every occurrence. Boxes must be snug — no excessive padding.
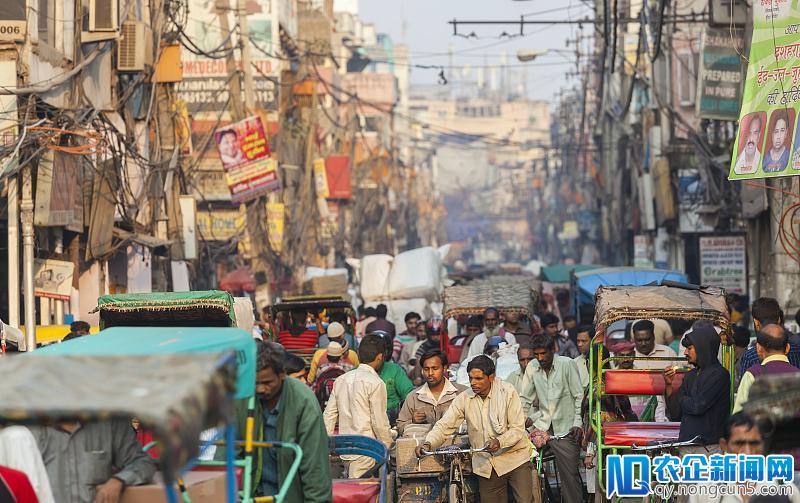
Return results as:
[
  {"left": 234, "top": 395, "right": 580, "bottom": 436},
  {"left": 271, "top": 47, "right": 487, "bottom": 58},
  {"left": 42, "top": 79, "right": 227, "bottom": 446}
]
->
[
  {"left": 664, "top": 320, "right": 730, "bottom": 453},
  {"left": 632, "top": 319, "right": 680, "bottom": 422},
  {"left": 308, "top": 322, "right": 359, "bottom": 383}
]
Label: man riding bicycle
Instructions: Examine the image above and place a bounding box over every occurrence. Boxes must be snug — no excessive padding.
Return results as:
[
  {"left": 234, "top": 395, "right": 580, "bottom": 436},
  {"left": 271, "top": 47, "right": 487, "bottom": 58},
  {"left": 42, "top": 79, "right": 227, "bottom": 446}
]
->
[{"left": 415, "top": 355, "right": 534, "bottom": 501}]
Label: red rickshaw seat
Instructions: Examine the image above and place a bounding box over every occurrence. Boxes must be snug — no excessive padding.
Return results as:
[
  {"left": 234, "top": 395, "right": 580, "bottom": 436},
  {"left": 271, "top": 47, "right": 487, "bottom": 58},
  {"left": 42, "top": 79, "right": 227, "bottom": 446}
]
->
[
  {"left": 333, "top": 479, "right": 381, "bottom": 503},
  {"left": 603, "top": 422, "right": 681, "bottom": 446},
  {"left": 603, "top": 369, "right": 684, "bottom": 395}
]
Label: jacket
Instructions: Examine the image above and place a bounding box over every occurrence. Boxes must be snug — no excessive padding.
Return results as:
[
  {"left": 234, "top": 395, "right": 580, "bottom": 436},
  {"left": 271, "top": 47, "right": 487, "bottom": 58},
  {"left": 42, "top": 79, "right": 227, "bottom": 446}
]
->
[
  {"left": 396, "top": 380, "right": 467, "bottom": 435},
  {"left": 424, "top": 378, "right": 531, "bottom": 478},
  {"left": 228, "top": 377, "right": 332, "bottom": 502},
  {"left": 665, "top": 324, "right": 730, "bottom": 444}
]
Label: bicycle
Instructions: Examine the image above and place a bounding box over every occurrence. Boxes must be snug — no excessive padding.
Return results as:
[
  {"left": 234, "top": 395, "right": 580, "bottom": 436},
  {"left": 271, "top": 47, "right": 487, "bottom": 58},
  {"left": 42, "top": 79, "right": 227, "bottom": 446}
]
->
[
  {"left": 419, "top": 444, "right": 488, "bottom": 502},
  {"left": 535, "top": 432, "right": 571, "bottom": 503}
]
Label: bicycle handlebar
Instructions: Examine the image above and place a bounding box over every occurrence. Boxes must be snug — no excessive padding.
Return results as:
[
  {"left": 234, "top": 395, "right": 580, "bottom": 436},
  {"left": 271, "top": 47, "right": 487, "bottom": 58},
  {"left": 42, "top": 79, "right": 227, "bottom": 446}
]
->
[
  {"left": 420, "top": 446, "right": 489, "bottom": 457},
  {"left": 631, "top": 435, "right": 703, "bottom": 451}
]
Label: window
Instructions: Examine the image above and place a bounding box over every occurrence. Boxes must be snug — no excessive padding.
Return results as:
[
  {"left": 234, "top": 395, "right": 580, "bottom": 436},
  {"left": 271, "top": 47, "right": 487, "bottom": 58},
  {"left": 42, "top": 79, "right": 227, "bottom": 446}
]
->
[{"left": 676, "top": 51, "right": 699, "bottom": 107}]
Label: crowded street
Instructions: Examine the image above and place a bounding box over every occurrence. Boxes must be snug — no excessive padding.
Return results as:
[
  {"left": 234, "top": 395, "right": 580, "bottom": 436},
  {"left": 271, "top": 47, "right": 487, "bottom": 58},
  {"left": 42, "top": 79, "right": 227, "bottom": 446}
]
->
[{"left": 0, "top": 0, "right": 799, "bottom": 502}]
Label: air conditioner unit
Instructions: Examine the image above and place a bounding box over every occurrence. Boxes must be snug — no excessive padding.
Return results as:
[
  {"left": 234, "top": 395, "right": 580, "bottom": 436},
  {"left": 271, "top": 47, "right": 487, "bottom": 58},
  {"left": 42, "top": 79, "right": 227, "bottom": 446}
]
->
[
  {"left": 117, "top": 21, "right": 147, "bottom": 72},
  {"left": 89, "top": 0, "right": 117, "bottom": 32}
]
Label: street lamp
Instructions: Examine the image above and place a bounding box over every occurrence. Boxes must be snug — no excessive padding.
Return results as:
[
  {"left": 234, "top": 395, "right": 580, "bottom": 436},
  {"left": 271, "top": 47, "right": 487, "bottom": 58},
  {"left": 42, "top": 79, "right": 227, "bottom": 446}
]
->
[{"left": 516, "top": 49, "right": 549, "bottom": 62}]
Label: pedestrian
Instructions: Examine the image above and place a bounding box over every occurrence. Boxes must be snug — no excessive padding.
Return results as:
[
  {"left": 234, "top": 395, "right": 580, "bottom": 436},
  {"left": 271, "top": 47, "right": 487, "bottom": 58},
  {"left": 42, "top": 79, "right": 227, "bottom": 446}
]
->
[
  {"left": 224, "top": 341, "right": 331, "bottom": 501},
  {"left": 61, "top": 321, "right": 90, "bottom": 342},
  {"left": 731, "top": 325, "right": 751, "bottom": 388},
  {"left": 522, "top": 333, "right": 585, "bottom": 503},
  {"left": 323, "top": 334, "right": 393, "bottom": 478},
  {"left": 355, "top": 307, "right": 378, "bottom": 343},
  {"left": 541, "top": 313, "right": 579, "bottom": 358},
  {"left": 277, "top": 310, "right": 321, "bottom": 350},
  {"left": 664, "top": 320, "right": 730, "bottom": 452},
  {"left": 400, "top": 320, "right": 427, "bottom": 372},
  {"left": 466, "top": 308, "right": 517, "bottom": 360},
  {"left": 373, "top": 331, "right": 414, "bottom": 425},
  {"left": 733, "top": 324, "right": 798, "bottom": 413},
  {"left": 738, "top": 298, "right": 800, "bottom": 373},
  {"left": 284, "top": 352, "right": 309, "bottom": 382},
  {"left": 366, "top": 304, "right": 396, "bottom": 337},
  {"left": 308, "top": 322, "right": 359, "bottom": 382},
  {"left": 409, "top": 320, "right": 443, "bottom": 386},
  {"left": 632, "top": 319, "right": 680, "bottom": 422},
  {"left": 29, "top": 419, "right": 156, "bottom": 503},
  {"left": 504, "top": 342, "right": 536, "bottom": 417},
  {"left": 396, "top": 349, "right": 466, "bottom": 436},
  {"left": 416, "top": 355, "right": 534, "bottom": 501},
  {"left": 688, "top": 412, "right": 800, "bottom": 502},
  {"left": 318, "top": 313, "right": 357, "bottom": 351},
  {"left": 458, "top": 316, "right": 484, "bottom": 363},
  {"left": 573, "top": 325, "right": 593, "bottom": 390}
]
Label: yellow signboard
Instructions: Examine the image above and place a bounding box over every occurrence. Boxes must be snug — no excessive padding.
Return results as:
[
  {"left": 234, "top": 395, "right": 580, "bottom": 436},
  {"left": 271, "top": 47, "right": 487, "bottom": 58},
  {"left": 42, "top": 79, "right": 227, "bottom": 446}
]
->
[{"left": 266, "top": 202, "right": 285, "bottom": 251}]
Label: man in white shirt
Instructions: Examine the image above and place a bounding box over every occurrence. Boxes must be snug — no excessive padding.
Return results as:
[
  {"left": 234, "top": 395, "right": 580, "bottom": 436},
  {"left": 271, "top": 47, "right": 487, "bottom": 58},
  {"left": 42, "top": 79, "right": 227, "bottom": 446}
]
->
[
  {"left": 467, "top": 308, "right": 516, "bottom": 360},
  {"left": 632, "top": 320, "right": 680, "bottom": 422},
  {"left": 324, "top": 334, "right": 393, "bottom": 478}
]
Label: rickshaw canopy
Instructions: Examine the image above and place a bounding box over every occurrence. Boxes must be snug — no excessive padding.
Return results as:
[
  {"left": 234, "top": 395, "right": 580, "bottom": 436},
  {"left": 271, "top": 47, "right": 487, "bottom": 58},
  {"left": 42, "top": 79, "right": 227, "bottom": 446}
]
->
[
  {"left": 95, "top": 291, "right": 237, "bottom": 328},
  {"left": 443, "top": 282, "right": 537, "bottom": 319},
  {"left": 593, "top": 285, "right": 731, "bottom": 343},
  {"left": 573, "top": 267, "right": 689, "bottom": 307},
  {"left": 270, "top": 295, "right": 354, "bottom": 316},
  {"left": 0, "top": 352, "right": 237, "bottom": 483},
  {"left": 36, "top": 326, "right": 257, "bottom": 399}
]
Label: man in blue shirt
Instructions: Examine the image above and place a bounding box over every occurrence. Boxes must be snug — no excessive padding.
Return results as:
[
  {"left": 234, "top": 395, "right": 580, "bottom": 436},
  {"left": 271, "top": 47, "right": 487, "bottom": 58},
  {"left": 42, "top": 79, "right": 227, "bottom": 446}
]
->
[{"left": 738, "top": 298, "right": 800, "bottom": 374}]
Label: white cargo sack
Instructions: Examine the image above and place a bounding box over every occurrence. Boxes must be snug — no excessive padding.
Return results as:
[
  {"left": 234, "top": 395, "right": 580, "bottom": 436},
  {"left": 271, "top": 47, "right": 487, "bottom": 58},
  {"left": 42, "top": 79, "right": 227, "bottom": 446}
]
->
[
  {"left": 360, "top": 254, "right": 393, "bottom": 301},
  {"left": 387, "top": 298, "right": 431, "bottom": 329},
  {"left": 388, "top": 247, "right": 442, "bottom": 300},
  {"left": 456, "top": 343, "right": 520, "bottom": 386}
]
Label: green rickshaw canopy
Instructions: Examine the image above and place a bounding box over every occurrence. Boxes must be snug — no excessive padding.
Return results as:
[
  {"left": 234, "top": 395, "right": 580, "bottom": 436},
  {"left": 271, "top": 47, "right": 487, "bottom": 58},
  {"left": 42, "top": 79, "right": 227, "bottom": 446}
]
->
[{"left": 95, "top": 291, "right": 237, "bottom": 328}]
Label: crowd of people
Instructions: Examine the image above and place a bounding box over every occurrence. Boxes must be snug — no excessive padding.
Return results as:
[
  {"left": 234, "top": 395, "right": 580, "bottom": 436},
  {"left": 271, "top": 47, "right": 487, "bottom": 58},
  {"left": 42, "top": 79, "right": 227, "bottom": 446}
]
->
[{"left": 4, "top": 295, "right": 800, "bottom": 503}]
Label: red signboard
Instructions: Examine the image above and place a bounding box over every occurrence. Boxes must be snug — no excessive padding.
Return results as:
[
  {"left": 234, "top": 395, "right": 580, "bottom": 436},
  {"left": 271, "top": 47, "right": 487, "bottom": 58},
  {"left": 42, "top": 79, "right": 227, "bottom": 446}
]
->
[{"left": 325, "top": 155, "right": 352, "bottom": 199}]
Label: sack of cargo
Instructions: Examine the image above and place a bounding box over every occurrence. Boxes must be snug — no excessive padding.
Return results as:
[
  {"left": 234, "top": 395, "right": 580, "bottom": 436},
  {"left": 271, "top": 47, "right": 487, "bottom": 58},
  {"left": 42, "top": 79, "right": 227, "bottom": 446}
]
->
[
  {"left": 388, "top": 247, "right": 442, "bottom": 301},
  {"left": 386, "top": 298, "right": 431, "bottom": 329},
  {"left": 359, "top": 254, "right": 393, "bottom": 302}
]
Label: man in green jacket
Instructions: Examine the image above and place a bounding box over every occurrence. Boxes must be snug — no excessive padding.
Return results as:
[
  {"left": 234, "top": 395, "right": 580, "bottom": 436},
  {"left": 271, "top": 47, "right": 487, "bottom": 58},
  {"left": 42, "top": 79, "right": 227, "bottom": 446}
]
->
[
  {"left": 228, "top": 341, "right": 332, "bottom": 501},
  {"left": 374, "top": 331, "right": 414, "bottom": 425}
]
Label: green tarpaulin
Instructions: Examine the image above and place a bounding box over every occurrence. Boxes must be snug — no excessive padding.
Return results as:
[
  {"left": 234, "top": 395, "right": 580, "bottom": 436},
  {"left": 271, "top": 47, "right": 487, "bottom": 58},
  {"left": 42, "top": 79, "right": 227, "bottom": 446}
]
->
[
  {"left": 539, "top": 264, "right": 600, "bottom": 284},
  {"left": 36, "top": 326, "right": 256, "bottom": 399}
]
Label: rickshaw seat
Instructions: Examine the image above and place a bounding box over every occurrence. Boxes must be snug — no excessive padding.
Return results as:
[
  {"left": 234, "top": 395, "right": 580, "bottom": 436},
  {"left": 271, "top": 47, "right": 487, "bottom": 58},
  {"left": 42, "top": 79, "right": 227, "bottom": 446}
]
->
[
  {"left": 603, "top": 422, "right": 680, "bottom": 446},
  {"left": 333, "top": 479, "right": 381, "bottom": 503},
  {"left": 603, "top": 369, "right": 684, "bottom": 395}
]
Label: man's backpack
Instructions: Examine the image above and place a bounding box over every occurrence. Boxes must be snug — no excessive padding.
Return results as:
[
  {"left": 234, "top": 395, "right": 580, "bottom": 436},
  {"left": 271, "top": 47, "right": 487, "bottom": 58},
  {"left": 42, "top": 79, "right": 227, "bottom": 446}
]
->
[{"left": 313, "top": 365, "right": 346, "bottom": 408}]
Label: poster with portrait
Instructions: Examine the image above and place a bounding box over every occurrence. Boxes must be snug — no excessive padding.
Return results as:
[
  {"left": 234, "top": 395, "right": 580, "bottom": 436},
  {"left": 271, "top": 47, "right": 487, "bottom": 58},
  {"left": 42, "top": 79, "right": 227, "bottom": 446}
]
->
[
  {"left": 214, "top": 115, "right": 280, "bottom": 202},
  {"left": 729, "top": 0, "right": 800, "bottom": 179}
]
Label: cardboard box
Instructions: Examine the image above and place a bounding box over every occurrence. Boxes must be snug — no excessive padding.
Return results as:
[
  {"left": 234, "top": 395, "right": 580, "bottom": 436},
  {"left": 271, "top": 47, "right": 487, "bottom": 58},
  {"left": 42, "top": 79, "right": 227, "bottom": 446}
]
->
[
  {"left": 120, "top": 470, "right": 226, "bottom": 503},
  {"left": 303, "top": 274, "right": 348, "bottom": 295}
]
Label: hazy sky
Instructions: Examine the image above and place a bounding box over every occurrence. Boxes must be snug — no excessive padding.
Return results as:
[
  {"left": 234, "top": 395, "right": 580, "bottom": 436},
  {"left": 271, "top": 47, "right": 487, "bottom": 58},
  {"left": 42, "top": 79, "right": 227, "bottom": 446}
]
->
[{"left": 355, "top": 0, "right": 592, "bottom": 102}]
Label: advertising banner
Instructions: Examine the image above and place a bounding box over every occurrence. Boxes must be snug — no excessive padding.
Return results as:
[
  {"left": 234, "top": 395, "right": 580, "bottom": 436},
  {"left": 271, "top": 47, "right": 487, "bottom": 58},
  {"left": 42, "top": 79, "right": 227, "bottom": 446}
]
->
[
  {"left": 214, "top": 115, "right": 280, "bottom": 202},
  {"left": 34, "top": 259, "right": 74, "bottom": 301},
  {"left": 699, "top": 235, "right": 747, "bottom": 294},
  {"left": 633, "top": 235, "right": 654, "bottom": 267},
  {"left": 697, "top": 28, "right": 744, "bottom": 120},
  {"left": 729, "top": 0, "right": 800, "bottom": 179},
  {"left": 313, "top": 158, "right": 330, "bottom": 198}
]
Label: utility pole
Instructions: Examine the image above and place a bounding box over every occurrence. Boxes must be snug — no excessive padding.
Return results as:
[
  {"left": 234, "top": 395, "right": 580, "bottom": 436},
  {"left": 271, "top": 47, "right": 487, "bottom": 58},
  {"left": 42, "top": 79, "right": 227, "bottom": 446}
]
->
[
  {"left": 7, "top": 175, "right": 19, "bottom": 329},
  {"left": 216, "top": 0, "right": 244, "bottom": 120},
  {"left": 21, "top": 158, "right": 35, "bottom": 351},
  {"left": 236, "top": 0, "right": 255, "bottom": 111}
]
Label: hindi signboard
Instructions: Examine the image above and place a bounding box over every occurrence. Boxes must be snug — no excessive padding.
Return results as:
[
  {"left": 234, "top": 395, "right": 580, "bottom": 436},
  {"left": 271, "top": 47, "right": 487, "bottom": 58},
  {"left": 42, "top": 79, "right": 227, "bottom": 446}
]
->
[
  {"left": 729, "top": 0, "right": 800, "bottom": 179},
  {"left": 214, "top": 115, "right": 280, "bottom": 202},
  {"left": 697, "top": 27, "right": 744, "bottom": 120},
  {"left": 699, "top": 235, "right": 747, "bottom": 294}
]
